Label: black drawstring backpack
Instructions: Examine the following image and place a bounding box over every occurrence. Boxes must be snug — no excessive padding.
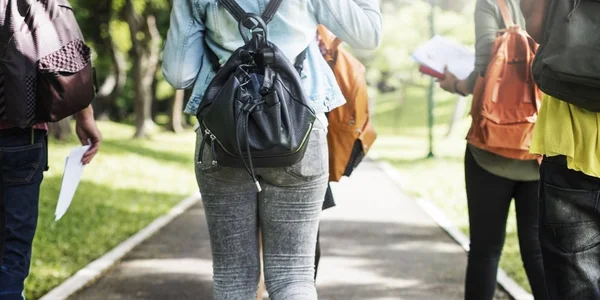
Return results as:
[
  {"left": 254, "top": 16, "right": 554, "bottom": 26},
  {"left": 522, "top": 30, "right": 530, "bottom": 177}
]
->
[{"left": 196, "top": 0, "right": 316, "bottom": 192}]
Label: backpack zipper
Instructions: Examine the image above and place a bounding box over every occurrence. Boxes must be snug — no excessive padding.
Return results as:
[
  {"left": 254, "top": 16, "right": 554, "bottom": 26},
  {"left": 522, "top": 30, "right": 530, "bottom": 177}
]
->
[
  {"left": 198, "top": 128, "right": 218, "bottom": 166},
  {"left": 200, "top": 120, "right": 315, "bottom": 160}
]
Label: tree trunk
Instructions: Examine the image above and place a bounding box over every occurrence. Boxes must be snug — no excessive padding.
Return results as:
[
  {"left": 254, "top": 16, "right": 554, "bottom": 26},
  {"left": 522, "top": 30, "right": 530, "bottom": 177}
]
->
[
  {"left": 166, "top": 89, "right": 185, "bottom": 133},
  {"left": 48, "top": 118, "right": 72, "bottom": 141},
  {"left": 95, "top": 41, "right": 127, "bottom": 121},
  {"left": 151, "top": 77, "right": 159, "bottom": 122},
  {"left": 126, "top": 2, "right": 161, "bottom": 138}
]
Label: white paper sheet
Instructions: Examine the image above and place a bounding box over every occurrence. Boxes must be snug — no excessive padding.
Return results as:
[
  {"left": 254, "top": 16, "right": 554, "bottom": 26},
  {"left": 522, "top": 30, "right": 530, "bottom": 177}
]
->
[
  {"left": 55, "top": 145, "right": 91, "bottom": 221},
  {"left": 412, "top": 35, "right": 475, "bottom": 80}
]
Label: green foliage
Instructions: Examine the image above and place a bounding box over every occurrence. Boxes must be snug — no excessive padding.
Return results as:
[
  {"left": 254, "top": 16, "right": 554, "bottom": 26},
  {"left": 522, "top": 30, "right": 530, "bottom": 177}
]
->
[
  {"left": 363, "top": 0, "right": 474, "bottom": 93},
  {"left": 111, "top": 20, "right": 132, "bottom": 53},
  {"left": 25, "top": 121, "right": 197, "bottom": 299},
  {"left": 69, "top": 0, "right": 171, "bottom": 120}
]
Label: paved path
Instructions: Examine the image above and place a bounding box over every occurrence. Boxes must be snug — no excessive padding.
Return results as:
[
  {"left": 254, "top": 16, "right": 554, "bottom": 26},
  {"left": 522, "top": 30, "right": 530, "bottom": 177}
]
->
[{"left": 71, "top": 160, "right": 509, "bottom": 300}]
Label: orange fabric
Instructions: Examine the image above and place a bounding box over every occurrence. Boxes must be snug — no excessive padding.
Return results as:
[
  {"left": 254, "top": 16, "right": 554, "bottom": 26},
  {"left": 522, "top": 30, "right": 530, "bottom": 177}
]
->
[
  {"left": 318, "top": 25, "right": 377, "bottom": 182},
  {"left": 466, "top": 0, "right": 541, "bottom": 160}
]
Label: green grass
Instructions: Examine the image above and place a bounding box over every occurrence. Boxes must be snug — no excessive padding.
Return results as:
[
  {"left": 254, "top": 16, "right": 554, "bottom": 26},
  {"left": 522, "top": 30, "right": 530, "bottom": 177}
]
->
[
  {"left": 25, "top": 121, "right": 197, "bottom": 299},
  {"left": 371, "top": 87, "right": 531, "bottom": 292}
]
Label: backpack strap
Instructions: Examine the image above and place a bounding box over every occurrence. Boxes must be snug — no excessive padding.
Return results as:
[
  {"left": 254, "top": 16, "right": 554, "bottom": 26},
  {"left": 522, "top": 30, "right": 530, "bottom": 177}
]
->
[
  {"left": 219, "top": 0, "right": 247, "bottom": 24},
  {"left": 497, "top": 0, "right": 515, "bottom": 28},
  {"left": 262, "top": 0, "right": 283, "bottom": 24},
  {"left": 219, "top": 0, "right": 282, "bottom": 26},
  {"left": 294, "top": 49, "right": 308, "bottom": 73}
]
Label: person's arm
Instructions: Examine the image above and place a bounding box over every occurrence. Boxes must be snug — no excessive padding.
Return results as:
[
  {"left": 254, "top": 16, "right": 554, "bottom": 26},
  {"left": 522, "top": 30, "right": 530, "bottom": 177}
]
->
[
  {"left": 521, "top": 0, "right": 549, "bottom": 43},
  {"left": 75, "top": 105, "right": 102, "bottom": 165},
  {"left": 162, "top": 0, "right": 206, "bottom": 89},
  {"left": 439, "top": 0, "right": 500, "bottom": 95},
  {"left": 310, "top": 0, "right": 382, "bottom": 50}
]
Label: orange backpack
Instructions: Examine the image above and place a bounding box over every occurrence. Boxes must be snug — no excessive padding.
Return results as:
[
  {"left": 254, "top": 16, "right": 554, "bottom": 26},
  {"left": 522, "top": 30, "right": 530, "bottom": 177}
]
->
[
  {"left": 466, "top": 0, "right": 541, "bottom": 160},
  {"left": 317, "top": 25, "right": 377, "bottom": 182}
]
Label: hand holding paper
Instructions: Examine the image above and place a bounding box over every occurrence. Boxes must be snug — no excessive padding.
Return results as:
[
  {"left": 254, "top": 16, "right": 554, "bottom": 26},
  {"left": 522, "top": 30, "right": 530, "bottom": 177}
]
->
[
  {"left": 413, "top": 35, "right": 475, "bottom": 80},
  {"left": 55, "top": 144, "right": 91, "bottom": 221}
]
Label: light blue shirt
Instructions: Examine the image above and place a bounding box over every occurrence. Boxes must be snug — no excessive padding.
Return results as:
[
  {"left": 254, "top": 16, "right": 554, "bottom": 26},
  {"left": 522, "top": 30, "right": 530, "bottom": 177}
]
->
[{"left": 162, "top": 0, "right": 382, "bottom": 115}]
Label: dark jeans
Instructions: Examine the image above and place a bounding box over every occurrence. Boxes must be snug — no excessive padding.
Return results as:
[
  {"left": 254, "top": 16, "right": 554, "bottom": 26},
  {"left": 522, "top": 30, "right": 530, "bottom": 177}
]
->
[
  {"left": 465, "top": 148, "right": 547, "bottom": 300},
  {"left": 0, "top": 174, "right": 4, "bottom": 266},
  {"left": 0, "top": 129, "right": 47, "bottom": 300},
  {"left": 540, "top": 155, "right": 600, "bottom": 299}
]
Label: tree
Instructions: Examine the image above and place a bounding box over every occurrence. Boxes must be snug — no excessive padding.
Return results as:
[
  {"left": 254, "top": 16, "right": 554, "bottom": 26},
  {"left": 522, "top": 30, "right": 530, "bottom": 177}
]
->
[
  {"left": 166, "top": 90, "right": 185, "bottom": 133},
  {"left": 94, "top": 40, "right": 127, "bottom": 120},
  {"left": 71, "top": 0, "right": 127, "bottom": 121},
  {"left": 125, "top": 0, "right": 162, "bottom": 138}
]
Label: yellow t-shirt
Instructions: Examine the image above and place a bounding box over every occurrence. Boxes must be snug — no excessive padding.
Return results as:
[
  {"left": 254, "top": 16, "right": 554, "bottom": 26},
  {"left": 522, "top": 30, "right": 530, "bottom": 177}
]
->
[{"left": 530, "top": 94, "right": 600, "bottom": 178}]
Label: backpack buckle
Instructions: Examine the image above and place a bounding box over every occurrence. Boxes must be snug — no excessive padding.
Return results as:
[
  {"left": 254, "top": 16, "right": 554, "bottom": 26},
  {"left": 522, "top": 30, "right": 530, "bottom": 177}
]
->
[{"left": 261, "top": 49, "right": 275, "bottom": 65}]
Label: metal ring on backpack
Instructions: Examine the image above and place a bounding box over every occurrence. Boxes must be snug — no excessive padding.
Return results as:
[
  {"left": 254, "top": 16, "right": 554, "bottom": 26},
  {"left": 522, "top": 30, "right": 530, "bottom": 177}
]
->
[{"left": 238, "top": 13, "right": 268, "bottom": 44}]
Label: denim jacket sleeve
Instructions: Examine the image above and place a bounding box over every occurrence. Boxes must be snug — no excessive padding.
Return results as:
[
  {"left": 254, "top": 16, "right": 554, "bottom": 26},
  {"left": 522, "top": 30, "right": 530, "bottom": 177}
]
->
[
  {"left": 162, "top": 0, "right": 206, "bottom": 89},
  {"left": 310, "top": 0, "right": 383, "bottom": 50}
]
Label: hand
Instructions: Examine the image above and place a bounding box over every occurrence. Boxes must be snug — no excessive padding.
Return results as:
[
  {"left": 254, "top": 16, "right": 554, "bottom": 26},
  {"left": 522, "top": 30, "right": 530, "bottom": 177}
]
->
[
  {"left": 75, "top": 105, "right": 102, "bottom": 165},
  {"left": 438, "top": 66, "right": 459, "bottom": 93}
]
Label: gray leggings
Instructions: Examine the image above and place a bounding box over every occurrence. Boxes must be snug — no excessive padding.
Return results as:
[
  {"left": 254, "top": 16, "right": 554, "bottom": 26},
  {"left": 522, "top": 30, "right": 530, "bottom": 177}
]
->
[{"left": 195, "top": 116, "right": 328, "bottom": 300}]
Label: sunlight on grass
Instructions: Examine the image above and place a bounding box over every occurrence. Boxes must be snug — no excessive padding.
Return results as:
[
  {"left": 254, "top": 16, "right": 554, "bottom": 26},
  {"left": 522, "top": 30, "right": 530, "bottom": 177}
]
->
[
  {"left": 26, "top": 121, "right": 198, "bottom": 299},
  {"left": 371, "top": 88, "right": 531, "bottom": 293}
]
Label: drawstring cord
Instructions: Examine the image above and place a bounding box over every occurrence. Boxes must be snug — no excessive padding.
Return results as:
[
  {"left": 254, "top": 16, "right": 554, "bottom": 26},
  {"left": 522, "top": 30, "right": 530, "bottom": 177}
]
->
[
  {"left": 567, "top": 0, "right": 581, "bottom": 21},
  {"left": 236, "top": 100, "right": 265, "bottom": 192}
]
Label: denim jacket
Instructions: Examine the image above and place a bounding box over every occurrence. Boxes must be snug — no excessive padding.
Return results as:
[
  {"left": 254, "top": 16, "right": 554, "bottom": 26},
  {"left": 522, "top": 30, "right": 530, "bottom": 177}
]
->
[{"left": 162, "top": 0, "right": 382, "bottom": 115}]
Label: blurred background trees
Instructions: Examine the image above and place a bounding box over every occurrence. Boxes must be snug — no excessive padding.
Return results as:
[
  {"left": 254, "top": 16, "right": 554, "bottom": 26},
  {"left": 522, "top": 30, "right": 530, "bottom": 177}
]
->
[
  {"left": 57, "top": 0, "right": 473, "bottom": 139},
  {"left": 33, "top": 1, "right": 535, "bottom": 297}
]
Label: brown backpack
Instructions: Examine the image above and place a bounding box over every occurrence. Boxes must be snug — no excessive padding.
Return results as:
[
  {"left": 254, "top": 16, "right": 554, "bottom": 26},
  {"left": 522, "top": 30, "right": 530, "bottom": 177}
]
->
[
  {"left": 318, "top": 25, "right": 377, "bottom": 182},
  {"left": 0, "top": 0, "right": 95, "bottom": 128},
  {"left": 466, "top": 0, "right": 541, "bottom": 160}
]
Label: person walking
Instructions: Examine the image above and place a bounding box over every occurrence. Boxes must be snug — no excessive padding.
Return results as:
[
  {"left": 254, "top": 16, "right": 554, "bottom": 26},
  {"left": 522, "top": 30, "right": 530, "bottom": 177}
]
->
[
  {"left": 162, "top": 0, "right": 381, "bottom": 299},
  {"left": 438, "top": 0, "right": 548, "bottom": 299}
]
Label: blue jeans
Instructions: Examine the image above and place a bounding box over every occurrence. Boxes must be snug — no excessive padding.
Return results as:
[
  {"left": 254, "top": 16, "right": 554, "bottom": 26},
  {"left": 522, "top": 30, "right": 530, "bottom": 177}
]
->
[
  {"left": 195, "top": 116, "right": 328, "bottom": 300},
  {"left": 540, "top": 155, "right": 600, "bottom": 300},
  {"left": 0, "top": 129, "right": 47, "bottom": 300}
]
